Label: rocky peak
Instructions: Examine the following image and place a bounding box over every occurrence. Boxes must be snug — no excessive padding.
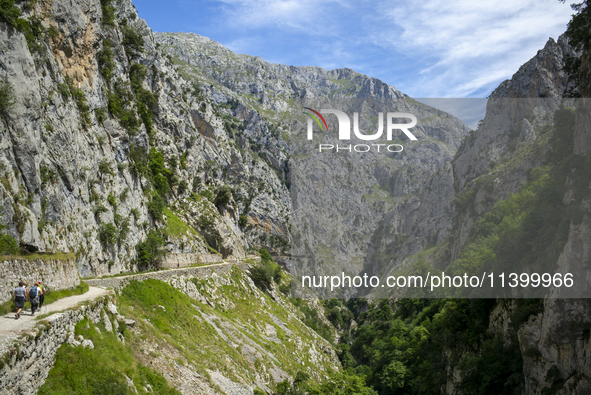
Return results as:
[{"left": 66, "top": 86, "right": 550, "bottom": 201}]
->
[
  {"left": 491, "top": 35, "right": 577, "bottom": 99},
  {"left": 453, "top": 35, "right": 577, "bottom": 191}
]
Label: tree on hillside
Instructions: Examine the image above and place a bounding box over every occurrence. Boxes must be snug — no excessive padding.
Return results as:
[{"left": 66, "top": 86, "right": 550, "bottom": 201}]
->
[{"left": 561, "top": 0, "right": 591, "bottom": 96}]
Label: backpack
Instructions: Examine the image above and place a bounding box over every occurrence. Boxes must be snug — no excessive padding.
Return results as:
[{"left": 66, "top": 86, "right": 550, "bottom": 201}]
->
[{"left": 30, "top": 286, "right": 40, "bottom": 304}]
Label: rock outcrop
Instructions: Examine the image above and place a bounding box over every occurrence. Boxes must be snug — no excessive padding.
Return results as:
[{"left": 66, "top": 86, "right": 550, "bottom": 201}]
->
[
  {"left": 382, "top": 34, "right": 591, "bottom": 394},
  {"left": 0, "top": 0, "right": 293, "bottom": 276},
  {"left": 152, "top": 33, "right": 471, "bottom": 292}
]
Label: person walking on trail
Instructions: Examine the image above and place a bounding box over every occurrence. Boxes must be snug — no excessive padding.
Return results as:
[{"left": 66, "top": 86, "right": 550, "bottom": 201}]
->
[
  {"left": 29, "top": 282, "right": 40, "bottom": 316},
  {"left": 37, "top": 281, "right": 46, "bottom": 312},
  {"left": 23, "top": 282, "right": 29, "bottom": 312},
  {"left": 13, "top": 282, "right": 27, "bottom": 319}
]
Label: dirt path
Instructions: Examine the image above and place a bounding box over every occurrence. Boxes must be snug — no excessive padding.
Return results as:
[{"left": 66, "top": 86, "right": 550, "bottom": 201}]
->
[
  {"left": 0, "top": 259, "right": 251, "bottom": 353},
  {"left": 0, "top": 287, "right": 111, "bottom": 353},
  {"left": 1, "top": 262, "right": 237, "bottom": 336},
  {"left": 84, "top": 260, "right": 247, "bottom": 288}
]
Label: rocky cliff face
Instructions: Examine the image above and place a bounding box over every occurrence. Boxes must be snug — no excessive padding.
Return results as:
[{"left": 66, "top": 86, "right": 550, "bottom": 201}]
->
[
  {"left": 0, "top": 0, "right": 297, "bottom": 276},
  {"left": 151, "top": 29, "right": 591, "bottom": 395},
  {"left": 152, "top": 33, "right": 471, "bottom": 293},
  {"left": 372, "top": 33, "right": 591, "bottom": 394},
  {"left": 2, "top": 0, "right": 591, "bottom": 393},
  {"left": 0, "top": 0, "right": 470, "bottom": 282},
  {"left": 361, "top": 36, "right": 581, "bottom": 287}
]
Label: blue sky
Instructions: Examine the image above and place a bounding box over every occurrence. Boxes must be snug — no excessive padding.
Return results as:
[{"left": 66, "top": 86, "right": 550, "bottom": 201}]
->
[{"left": 133, "top": 0, "right": 573, "bottom": 100}]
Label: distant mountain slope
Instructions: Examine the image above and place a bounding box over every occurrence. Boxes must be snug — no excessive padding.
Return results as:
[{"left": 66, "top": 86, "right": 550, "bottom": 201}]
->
[
  {"left": 360, "top": 32, "right": 591, "bottom": 394},
  {"left": 154, "top": 32, "right": 470, "bottom": 289}
]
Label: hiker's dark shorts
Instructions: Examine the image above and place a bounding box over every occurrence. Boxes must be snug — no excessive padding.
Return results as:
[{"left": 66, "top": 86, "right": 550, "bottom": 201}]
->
[{"left": 14, "top": 296, "right": 25, "bottom": 309}]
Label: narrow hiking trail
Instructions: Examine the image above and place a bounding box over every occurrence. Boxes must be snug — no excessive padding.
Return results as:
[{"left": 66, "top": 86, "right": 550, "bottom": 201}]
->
[
  {"left": 0, "top": 287, "right": 112, "bottom": 355},
  {"left": 0, "top": 287, "right": 111, "bottom": 335},
  {"left": 0, "top": 260, "right": 248, "bottom": 354}
]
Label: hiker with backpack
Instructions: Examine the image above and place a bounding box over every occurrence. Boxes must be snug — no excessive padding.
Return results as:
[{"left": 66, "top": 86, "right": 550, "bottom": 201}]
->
[
  {"left": 37, "top": 281, "right": 47, "bottom": 312},
  {"left": 13, "top": 282, "right": 27, "bottom": 319},
  {"left": 29, "top": 282, "right": 40, "bottom": 316}
]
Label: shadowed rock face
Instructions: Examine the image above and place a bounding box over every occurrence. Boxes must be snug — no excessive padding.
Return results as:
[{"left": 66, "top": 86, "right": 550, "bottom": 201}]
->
[
  {"left": 152, "top": 33, "right": 471, "bottom": 294},
  {"left": 454, "top": 36, "right": 577, "bottom": 191},
  {"left": 366, "top": 34, "right": 591, "bottom": 393},
  {"left": 357, "top": 35, "right": 581, "bottom": 291}
]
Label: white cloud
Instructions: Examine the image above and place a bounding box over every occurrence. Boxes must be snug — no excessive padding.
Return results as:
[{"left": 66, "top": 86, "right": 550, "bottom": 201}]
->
[
  {"left": 370, "top": 0, "right": 573, "bottom": 96},
  {"left": 415, "top": 98, "right": 487, "bottom": 129},
  {"left": 212, "top": 0, "right": 348, "bottom": 34},
  {"left": 203, "top": 0, "right": 574, "bottom": 97},
  {"left": 222, "top": 37, "right": 258, "bottom": 54}
]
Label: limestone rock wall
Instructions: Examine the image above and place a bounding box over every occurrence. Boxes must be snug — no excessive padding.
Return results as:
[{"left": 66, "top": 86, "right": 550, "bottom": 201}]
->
[
  {"left": 0, "top": 298, "right": 105, "bottom": 394},
  {"left": 0, "top": 258, "right": 80, "bottom": 304},
  {"left": 161, "top": 252, "right": 223, "bottom": 268},
  {"left": 0, "top": 0, "right": 290, "bottom": 277}
]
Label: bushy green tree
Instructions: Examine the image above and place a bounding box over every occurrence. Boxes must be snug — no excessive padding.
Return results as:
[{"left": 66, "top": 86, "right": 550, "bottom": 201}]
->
[
  {"left": 100, "top": 0, "right": 116, "bottom": 26},
  {"left": 0, "top": 0, "right": 22, "bottom": 28},
  {"left": 214, "top": 185, "right": 233, "bottom": 207},
  {"left": 99, "top": 223, "right": 118, "bottom": 246},
  {"left": 238, "top": 214, "right": 248, "bottom": 228},
  {"left": 98, "top": 40, "right": 116, "bottom": 80},
  {"left": 135, "top": 230, "right": 167, "bottom": 269},
  {"left": 121, "top": 25, "right": 144, "bottom": 58},
  {"left": 309, "top": 372, "right": 377, "bottom": 395},
  {"left": 148, "top": 195, "right": 166, "bottom": 221},
  {"left": 249, "top": 248, "right": 282, "bottom": 290},
  {"left": 561, "top": 0, "right": 590, "bottom": 95}
]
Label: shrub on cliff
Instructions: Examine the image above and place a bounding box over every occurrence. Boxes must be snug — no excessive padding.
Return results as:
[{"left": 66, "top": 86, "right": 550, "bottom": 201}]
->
[
  {"left": 214, "top": 185, "right": 233, "bottom": 207},
  {"left": 98, "top": 40, "right": 115, "bottom": 80},
  {"left": 100, "top": 0, "right": 115, "bottom": 26},
  {"left": 0, "top": 0, "right": 21, "bottom": 28},
  {"left": 121, "top": 25, "right": 144, "bottom": 59},
  {"left": 0, "top": 77, "right": 15, "bottom": 121},
  {"left": 0, "top": 223, "right": 18, "bottom": 255},
  {"left": 98, "top": 223, "right": 118, "bottom": 246},
  {"left": 135, "top": 230, "right": 167, "bottom": 269},
  {"left": 249, "top": 248, "right": 282, "bottom": 291}
]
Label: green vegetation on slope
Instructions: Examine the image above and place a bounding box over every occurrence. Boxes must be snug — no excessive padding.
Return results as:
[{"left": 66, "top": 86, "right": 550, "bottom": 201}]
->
[
  {"left": 0, "top": 0, "right": 47, "bottom": 54},
  {"left": 0, "top": 221, "right": 18, "bottom": 255},
  {"left": 273, "top": 370, "right": 376, "bottom": 395},
  {"left": 446, "top": 107, "right": 589, "bottom": 298},
  {"left": 118, "top": 279, "right": 235, "bottom": 376},
  {"left": 339, "top": 298, "right": 523, "bottom": 395},
  {"left": 43, "top": 281, "right": 90, "bottom": 306},
  {"left": 0, "top": 76, "right": 15, "bottom": 121},
  {"left": 38, "top": 316, "right": 180, "bottom": 395},
  {"left": 135, "top": 230, "right": 167, "bottom": 269},
  {"left": 109, "top": 270, "right": 341, "bottom": 390},
  {"left": 334, "top": 106, "right": 591, "bottom": 394},
  {"left": 561, "top": 0, "right": 591, "bottom": 96},
  {"left": 249, "top": 248, "right": 282, "bottom": 291}
]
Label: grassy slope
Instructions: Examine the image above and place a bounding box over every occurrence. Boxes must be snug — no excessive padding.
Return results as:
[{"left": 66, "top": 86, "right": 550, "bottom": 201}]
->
[
  {"left": 38, "top": 316, "right": 180, "bottom": 395},
  {"left": 40, "top": 268, "right": 340, "bottom": 393}
]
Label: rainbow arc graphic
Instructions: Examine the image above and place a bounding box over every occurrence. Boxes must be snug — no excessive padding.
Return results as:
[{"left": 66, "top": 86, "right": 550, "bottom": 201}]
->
[{"left": 304, "top": 107, "right": 328, "bottom": 132}]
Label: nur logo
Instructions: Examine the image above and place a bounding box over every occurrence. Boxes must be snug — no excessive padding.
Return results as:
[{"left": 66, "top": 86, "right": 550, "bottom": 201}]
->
[{"left": 304, "top": 108, "right": 418, "bottom": 141}]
